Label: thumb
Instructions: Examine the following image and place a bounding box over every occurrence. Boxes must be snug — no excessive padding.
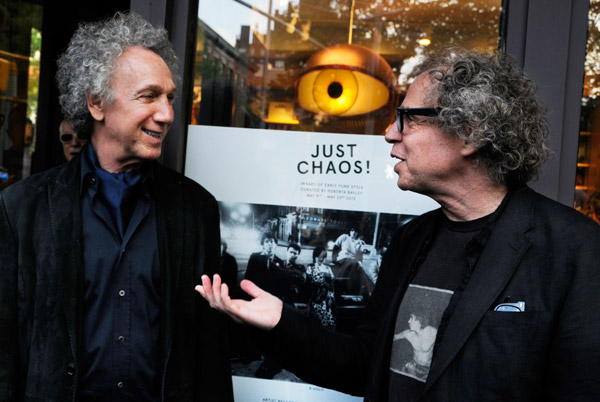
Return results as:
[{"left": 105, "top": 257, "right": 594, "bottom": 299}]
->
[{"left": 239, "top": 279, "right": 270, "bottom": 299}]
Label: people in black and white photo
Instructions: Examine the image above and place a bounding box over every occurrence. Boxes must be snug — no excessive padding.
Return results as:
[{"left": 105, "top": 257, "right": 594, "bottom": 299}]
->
[{"left": 305, "top": 245, "right": 337, "bottom": 329}]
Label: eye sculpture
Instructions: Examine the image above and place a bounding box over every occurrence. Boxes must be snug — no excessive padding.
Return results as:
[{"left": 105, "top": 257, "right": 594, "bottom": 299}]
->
[{"left": 295, "top": 43, "right": 398, "bottom": 133}]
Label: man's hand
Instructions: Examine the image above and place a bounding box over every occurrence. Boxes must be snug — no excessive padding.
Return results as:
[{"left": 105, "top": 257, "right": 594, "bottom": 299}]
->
[{"left": 195, "top": 274, "right": 283, "bottom": 331}]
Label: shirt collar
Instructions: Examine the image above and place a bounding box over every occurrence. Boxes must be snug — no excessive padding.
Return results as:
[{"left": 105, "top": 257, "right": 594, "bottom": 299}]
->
[
  {"left": 471, "top": 189, "right": 511, "bottom": 248},
  {"left": 80, "top": 142, "right": 155, "bottom": 197}
]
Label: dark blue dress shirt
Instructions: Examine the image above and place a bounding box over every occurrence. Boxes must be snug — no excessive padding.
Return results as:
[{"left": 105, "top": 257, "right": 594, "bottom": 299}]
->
[{"left": 79, "top": 144, "right": 161, "bottom": 402}]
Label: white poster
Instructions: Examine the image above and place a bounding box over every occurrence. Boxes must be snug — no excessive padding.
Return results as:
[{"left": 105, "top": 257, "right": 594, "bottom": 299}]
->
[
  {"left": 185, "top": 125, "right": 438, "bottom": 402},
  {"left": 232, "top": 377, "right": 361, "bottom": 402},
  {"left": 186, "top": 125, "right": 438, "bottom": 215}
]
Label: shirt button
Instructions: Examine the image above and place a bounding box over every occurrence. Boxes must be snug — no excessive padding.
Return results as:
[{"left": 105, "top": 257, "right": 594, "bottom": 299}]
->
[
  {"left": 118, "top": 290, "right": 125, "bottom": 297},
  {"left": 118, "top": 335, "right": 125, "bottom": 342},
  {"left": 117, "top": 381, "right": 124, "bottom": 388},
  {"left": 89, "top": 177, "right": 96, "bottom": 185}
]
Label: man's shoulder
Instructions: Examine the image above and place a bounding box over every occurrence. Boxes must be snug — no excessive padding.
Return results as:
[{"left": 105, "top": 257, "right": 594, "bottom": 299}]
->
[
  {"left": 247, "top": 252, "right": 265, "bottom": 263},
  {"left": 152, "top": 162, "right": 216, "bottom": 203},
  {"left": 223, "top": 253, "right": 237, "bottom": 264},
  {"left": 335, "top": 233, "right": 350, "bottom": 241},
  {"left": 1, "top": 162, "right": 73, "bottom": 205},
  {"left": 516, "top": 187, "right": 600, "bottom": 235},
  {"left": 493, "top": 187, "right": 600, "bottom": 255}
]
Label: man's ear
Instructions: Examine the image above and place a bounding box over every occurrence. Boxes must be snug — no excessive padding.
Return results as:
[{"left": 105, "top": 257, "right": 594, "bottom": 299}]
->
[
  {"left": 87, "top": 94, "right": 104, "bottom": 122},
  {"left": 460, "top": 140, "right": 477, "bottom": 157}
]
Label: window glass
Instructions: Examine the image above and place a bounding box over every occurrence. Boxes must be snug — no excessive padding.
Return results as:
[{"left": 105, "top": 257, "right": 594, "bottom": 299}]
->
[
  {"left": 0, "top": 1, "right": 43, "bottom": 189},
  {"left": 188, "top": 1, "right": 503, "bottom": 397},
  {"left": 191, "top": 0, "right": 503, "bottom": 135},
  {"left": 575, "top": 0, "right": 600, "bottom": 223}
]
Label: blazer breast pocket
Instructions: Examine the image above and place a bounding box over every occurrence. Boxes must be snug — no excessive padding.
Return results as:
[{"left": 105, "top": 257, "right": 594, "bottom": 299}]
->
[
  {"left": 482, "top": 309, "right": 538, "bottom": 329},
  {"left": 460, "top": 310, "right": 550, "bottom": 394}
]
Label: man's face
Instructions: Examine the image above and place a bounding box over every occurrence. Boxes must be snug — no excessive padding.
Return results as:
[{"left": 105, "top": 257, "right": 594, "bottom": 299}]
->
[
  {"left": 286, "top": 247, "right": 299, "bottom": 264},
  {"left": 384, "top": 74, "right": 470, "bottom": 197},
  {"left": 89, "top": 46, "right": 176, "bottom": 172},
  {"left": 262, "top": 238, "right": 276, "bottom": 255},
  {"left": 60, "top": 121, "right": 86, "bottom": 161}
]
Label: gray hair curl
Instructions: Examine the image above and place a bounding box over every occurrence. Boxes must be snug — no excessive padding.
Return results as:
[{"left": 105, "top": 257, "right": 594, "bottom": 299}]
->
[
  {"left": 56, "top": 12, "right": 179, "bottom": 138},
  {"left": 417, "top": 47, "right": 550, "bottom": 186}
]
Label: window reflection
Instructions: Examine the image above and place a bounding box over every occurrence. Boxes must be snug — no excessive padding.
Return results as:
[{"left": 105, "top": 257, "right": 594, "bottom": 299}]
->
[
  {"left": 191, "top": 0, "right": 503, "bottom": 135},
  {"left": 0, "top": 1, "right": 42, "bottom": 189},
  {"left": 575, "top": 0, "right": 600, "bottom": 224}
]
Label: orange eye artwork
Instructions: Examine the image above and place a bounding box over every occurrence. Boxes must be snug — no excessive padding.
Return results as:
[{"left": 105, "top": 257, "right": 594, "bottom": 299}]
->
[
  {"left": 297, "top": 67, "right": 391, "bottom": 116},
  {"left": 295, "top": 44, "right": 396, "bottom": 118}
]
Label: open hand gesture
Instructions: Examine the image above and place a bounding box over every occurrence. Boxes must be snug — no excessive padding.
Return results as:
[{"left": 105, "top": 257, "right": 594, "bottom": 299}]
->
[{"left": 195, "top": 274, "right": 283, "bottom": 331}]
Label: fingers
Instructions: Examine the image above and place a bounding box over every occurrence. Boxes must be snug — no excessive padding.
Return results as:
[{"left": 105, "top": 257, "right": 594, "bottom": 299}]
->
[
  {"left": 211, "top": 275, "right": 231, "bottom": 310},
  {"left": 196, "top": 274, "right": 226, "bottom": 308},
  {"left": 194, "top": 275, "right": 211, "bottom": 300},
  {"left": 194, "top": 284, "right": 205, "bottom": 297}
]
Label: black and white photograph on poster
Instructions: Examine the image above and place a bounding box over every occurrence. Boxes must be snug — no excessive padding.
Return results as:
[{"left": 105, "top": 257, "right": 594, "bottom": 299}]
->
[
  {"left": 389, "top": 285, "right": 454, "bottom": 383},
  {"left": 217, "top": 201, "right": 415, "bottom": 381}
]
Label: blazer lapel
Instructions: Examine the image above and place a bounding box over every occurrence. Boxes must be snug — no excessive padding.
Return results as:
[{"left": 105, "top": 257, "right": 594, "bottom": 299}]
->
[
  {"left": 423, "top": 188, "right": 535, "bottom": 394},
  {"left": 154, "top": 163, "right": 184, "bottom": 295},
  {"left": 47, "top": 160, "right": 83, "bottom": 361},
  {"left": 153, "top": 164, "right": 184, "bottom": 369}
]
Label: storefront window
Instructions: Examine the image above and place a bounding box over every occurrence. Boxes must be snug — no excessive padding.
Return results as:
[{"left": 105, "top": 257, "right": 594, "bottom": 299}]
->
[
  {"left": 191, "top": 0, "right": 503, "bottom": 135},
  {"left": 0, "top": 1, "right": 43, "bottom": 189},
  {"left": 575, "top": 0, "right": 600, "bottom": 224},
  {"left": 188, "top": 2, "right": 503, "bottom": 400}
]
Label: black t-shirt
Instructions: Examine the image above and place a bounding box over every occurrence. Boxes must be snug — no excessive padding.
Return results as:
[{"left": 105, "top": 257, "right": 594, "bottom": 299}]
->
[{"left": 388, "top": 213, "right": 491, "bottom": 402}]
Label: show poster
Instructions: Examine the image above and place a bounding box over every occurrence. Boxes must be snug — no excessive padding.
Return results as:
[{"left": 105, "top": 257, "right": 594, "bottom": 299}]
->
[{"left": 184, "top": 125, "right": 438, "bottom": 402}]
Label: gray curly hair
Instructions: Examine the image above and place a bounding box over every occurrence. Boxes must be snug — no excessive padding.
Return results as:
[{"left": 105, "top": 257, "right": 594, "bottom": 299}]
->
[
  {"left": 416, "top": 47, "right": 550, "bottom": 186},
  {"left": 56, "top": 12, "right": 179, "bottom": 138}
]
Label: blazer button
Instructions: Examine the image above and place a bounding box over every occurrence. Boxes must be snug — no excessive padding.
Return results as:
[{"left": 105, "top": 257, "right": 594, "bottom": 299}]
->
[{"left": 66, "top": 365, "right": 75, "bottom": 376}]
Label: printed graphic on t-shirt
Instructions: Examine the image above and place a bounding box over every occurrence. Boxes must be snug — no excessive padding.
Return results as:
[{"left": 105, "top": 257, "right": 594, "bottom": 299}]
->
[{"left": 389, "top": 284, "right": 453, "bottom": 383}]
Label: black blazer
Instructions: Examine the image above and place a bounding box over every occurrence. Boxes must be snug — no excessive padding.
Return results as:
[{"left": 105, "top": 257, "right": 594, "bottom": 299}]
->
[
  {"left": 260, "top": 187, "right": 600, "bottom": 401},
  {"left": 0, "top": 155, "right": 233, "bottom": 401}
]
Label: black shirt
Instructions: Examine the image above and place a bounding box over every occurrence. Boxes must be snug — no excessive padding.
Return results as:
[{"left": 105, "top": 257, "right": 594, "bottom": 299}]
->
[
  {"left": 388, "top": 201, "right": 507, "bottom": 402},
  {"left": 79, "top": 144, "right": 161, "bottom": 402}
]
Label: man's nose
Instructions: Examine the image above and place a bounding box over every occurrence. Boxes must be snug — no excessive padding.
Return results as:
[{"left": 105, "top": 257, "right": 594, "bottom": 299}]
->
[
  {"left": 384, "top": 120, "right": 402, "bottom": 143},
  {"left": 155, "top": 96, "right": 174, "bottom": 124}
]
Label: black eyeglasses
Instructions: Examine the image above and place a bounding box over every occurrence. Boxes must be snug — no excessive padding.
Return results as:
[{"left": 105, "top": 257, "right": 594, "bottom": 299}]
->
[
  {"left": 396, "top": 107, "right": 441, "bottom": 133},
  {"left": 59, "top": 132, "right": 86, "bottom": 144}
]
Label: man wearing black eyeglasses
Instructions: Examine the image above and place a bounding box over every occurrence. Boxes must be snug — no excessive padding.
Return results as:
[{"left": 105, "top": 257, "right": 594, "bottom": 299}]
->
[
  {"left": 59, "top": 120, "right": 86, "bottom": 161},
  {"left": 197, "top": 47, "right": 600, "bottom": 401}
]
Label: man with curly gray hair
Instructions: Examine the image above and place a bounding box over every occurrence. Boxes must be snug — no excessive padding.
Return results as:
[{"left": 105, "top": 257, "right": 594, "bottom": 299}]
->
[
  {"left": 196, "top": 47, "right": 600, "bottom": 401},
  {"left": 0, "top": 12, "right": 233, "bottom": 402}
]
